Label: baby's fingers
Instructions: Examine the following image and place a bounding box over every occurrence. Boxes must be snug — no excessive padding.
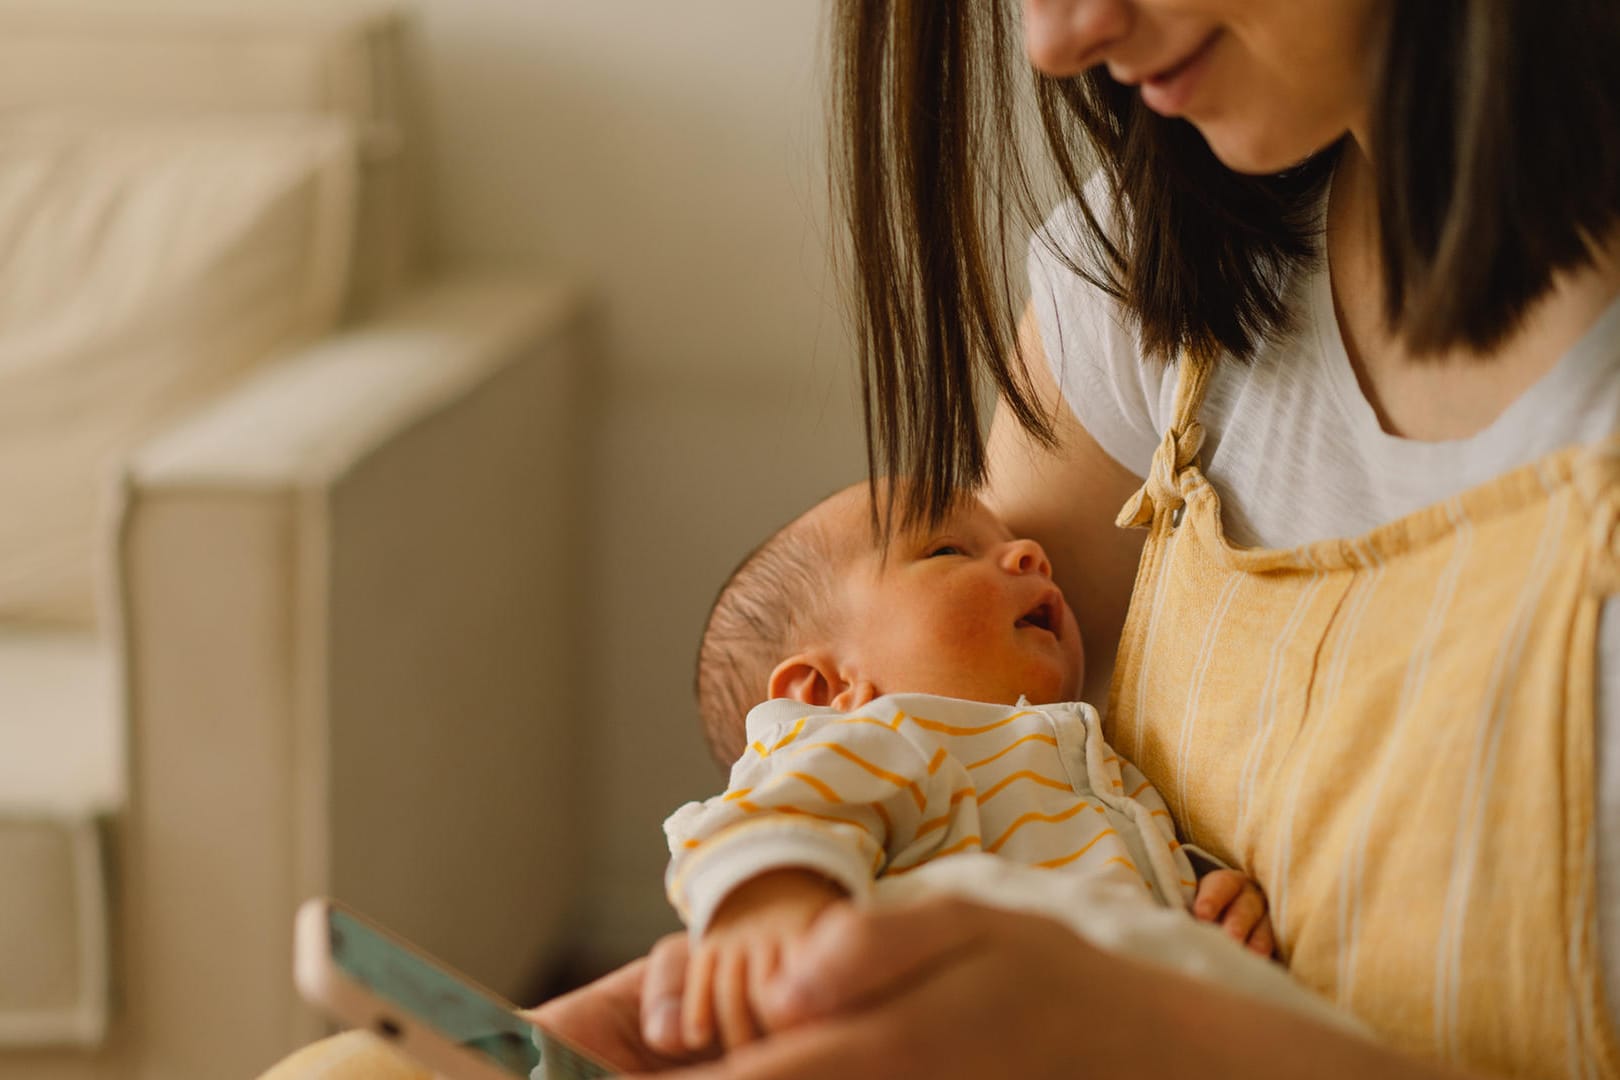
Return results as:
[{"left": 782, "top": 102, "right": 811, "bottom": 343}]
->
[
  {"left": 681, "top": 946, "right": 717, "bottom": 1052},
  {"left": 745, "top": 938, "right": 783, "bottom": 1034},
  {"left": 1246, "top": 913, "right": 1277, "bottom": 958},
  {"left": 1218, "top": 885, "right": 1267, "bottom": 944},
  {"left": 714, "top": 946, "right": 762, "bottom": 1049},
  {"left": 1192, "top": 869, "right": 1245, "bottom": 921}
]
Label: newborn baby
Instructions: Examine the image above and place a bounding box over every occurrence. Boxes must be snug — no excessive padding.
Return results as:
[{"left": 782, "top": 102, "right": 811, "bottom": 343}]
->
[{"left": 664, "top": 481, "right": 1276, "bottom": 1051}]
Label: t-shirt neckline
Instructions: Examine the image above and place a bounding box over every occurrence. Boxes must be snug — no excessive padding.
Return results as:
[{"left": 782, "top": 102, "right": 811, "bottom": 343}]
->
[{"left": 1310, "top": 260, "right": 1620, "bottom": 469}]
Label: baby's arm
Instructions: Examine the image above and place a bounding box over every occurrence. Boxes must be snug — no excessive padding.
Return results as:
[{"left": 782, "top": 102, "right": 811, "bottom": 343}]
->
[
  {"left": 664, "top": 709, "right": 965, "bottom": 1049},
  {"left": 678, "top": 867, "right": 845, "bottom": 1051},
  {"left": 1113, "top": 752, "right": 1276, "bottom": 956}
]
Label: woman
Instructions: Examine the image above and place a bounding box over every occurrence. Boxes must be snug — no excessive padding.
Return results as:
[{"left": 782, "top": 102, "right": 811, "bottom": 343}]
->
[
  {"left": 276, "top": 0, "right": 1620, "bottom": 1076},
  {"left": 534, "top": 0, "right": 1620, "bottom": 1077}
]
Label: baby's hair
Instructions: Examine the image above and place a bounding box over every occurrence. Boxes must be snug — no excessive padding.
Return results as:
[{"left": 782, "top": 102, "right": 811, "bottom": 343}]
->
[{"left": 695, "top": 498, "right": 847, "bottom": 771}]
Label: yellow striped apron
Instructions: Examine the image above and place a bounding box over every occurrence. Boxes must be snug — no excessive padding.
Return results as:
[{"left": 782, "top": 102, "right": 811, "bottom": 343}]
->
[{"left": 1106, "top": 355, "right": 1620, "bottom": 1077}]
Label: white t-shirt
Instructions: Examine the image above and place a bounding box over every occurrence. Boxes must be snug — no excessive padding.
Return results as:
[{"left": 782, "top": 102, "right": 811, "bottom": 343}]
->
[{"left": 1028, "top": 197, "right": 1620, "bottom": 1027}]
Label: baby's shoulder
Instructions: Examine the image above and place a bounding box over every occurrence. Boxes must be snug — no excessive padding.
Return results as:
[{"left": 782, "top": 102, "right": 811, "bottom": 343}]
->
[
  {"left": 865, "top": 695, "right": 1102, "bottom": 759},
  {"left": 739, "top": 697, "right": 929, "bottom": 749},
  {"left": 741, "top": 696, "right": 1101, "bottom": 758}
]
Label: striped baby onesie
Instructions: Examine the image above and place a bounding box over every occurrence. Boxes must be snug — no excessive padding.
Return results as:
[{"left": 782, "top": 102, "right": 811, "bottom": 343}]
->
[{"left": 664, "top": 692, "right": 1197, "bottom": 933}]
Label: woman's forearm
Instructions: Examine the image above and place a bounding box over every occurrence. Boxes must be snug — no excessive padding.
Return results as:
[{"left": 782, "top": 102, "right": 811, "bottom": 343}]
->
[
  {"left": 1139, "top": 947, "right": 1482, "bottom": 1080},
  {"left": 716, "top": 897, "right": 1490, "bottom": 1080}
]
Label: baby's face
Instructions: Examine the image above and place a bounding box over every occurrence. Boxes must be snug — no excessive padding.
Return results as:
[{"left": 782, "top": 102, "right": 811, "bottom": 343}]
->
[{"left": 820, "top": 487, "right": 1084, "bottom": 705}]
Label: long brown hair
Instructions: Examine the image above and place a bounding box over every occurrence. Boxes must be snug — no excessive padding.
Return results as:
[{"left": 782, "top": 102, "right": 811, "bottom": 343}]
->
[{"left": 832, "top": 1, "right": 1620, "bottom": 531}]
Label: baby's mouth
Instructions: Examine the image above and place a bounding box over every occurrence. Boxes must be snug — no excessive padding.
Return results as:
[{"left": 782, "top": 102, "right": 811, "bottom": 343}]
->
[{"left": 1016, "top": 594, "right": 1060, "bottom": 636}]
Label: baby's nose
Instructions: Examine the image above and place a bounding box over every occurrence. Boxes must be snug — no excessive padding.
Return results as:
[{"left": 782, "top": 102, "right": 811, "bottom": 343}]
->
[{"left": 1002, "top": 538, "right": 1053, "bottom": 577}]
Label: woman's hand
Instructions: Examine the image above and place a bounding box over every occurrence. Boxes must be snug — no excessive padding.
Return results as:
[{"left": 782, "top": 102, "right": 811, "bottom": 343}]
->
[
  {"left": 522, "top": 932, "right": 717, "bottom": 1074},
  {"left": 629, "top": 897, "right": 1104, "bottom": 1080},
  {"left": 1193, "top": 869, "right": 1277, "bottom": 957},
  {"left": 627, "top": 896, "right": 1443, "bottom": 1080}
]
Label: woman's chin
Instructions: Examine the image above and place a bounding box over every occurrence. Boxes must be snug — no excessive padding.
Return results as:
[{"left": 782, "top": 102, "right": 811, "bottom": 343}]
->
[
  {"left": 1203, "top": 133, "right": 1299, "bottom": 175},
  {"left": 1198, "top": 120, "right": 1344, "bottom": 177}
]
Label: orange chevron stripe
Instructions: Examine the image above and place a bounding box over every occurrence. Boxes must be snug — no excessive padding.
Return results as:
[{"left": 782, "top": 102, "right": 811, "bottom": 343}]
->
[
  {"left": 723, "top": 788, "right": 752, "bottom": 802},
  {"left": 987, "top": 800, "right": 1093, "bottom": 852},
  {"left": 965, "top": 733, "right": 1058, "bottom": 770},
  {"left": 831, "top": 714, "right": 905, "bottom": 732},
  {"left": 1128, "top": 780, "right": 1153, "bottom": 798},
  {"left": 770, "top": 804, "right": 875, "bottom": 832},
  {"left": 734, "top": 803, "right": 877, "bottom": 839},
  {"left": 1105, "top": 856, "right": 1139, "bottom": 875},
  {"left": 766, "top": 718, "right": 807, "bottom": 755},
  {"left": 1032, "top": 828, "right": 1119, "bottom": 868},
  {"left": 781, "top": 771, "right": 840, "bottom": 803},
  {"left": 927, "top": 748, "right": 948, "bottom": 775},
  {"left": 669, "top": 816, "right": 867, "bottom": 904},
  {"left": 887, "top": 834, "right": 983, "bottom": 875},
  {"left": 916, "top": 786, "right": 979, "bottom": 838},
  {"left": 932, "top": 834, "right": 983, "bottom": 858},
  {"left": 979, "top": 770, "right": 1073, "bottom": 803},
  {"left": 789, "top": 741, "right": 927, "bottom": 810},
  {"left": 903, "top": 709, "right": 1036, "bottom": 736},
  {"left": 870, "top": 800, "right": 893, "bottom": 836}
]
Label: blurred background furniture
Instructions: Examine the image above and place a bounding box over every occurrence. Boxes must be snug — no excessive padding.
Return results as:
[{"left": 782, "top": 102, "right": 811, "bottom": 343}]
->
[{"left": 0, "top": 4, "right": 588, "bottom": 1077}]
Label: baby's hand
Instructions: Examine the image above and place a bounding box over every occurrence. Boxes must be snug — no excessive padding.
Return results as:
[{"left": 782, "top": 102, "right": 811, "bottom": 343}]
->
[
  {"left": 1193, "top": 868, "right": 1276, "bottom": 957},
  {"left": 681, "top": 868, "right": 846, "bottom": 1052}
]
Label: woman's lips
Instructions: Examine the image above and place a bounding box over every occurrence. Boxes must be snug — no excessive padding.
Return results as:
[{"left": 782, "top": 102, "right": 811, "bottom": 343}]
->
[{"left": 1139, "top": 30, "right": 1220, "bottom": 117}]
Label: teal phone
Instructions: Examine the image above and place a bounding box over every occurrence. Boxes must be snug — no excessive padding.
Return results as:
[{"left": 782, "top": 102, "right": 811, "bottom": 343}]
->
[{"left": 296, "top": 898, "right": 615, "bottom": 1080}]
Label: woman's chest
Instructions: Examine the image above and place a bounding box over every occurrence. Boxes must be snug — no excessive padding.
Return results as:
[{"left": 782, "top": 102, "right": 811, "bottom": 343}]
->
[{"left": 1193, "top": 333, "right": 1620, "bottom": 550}]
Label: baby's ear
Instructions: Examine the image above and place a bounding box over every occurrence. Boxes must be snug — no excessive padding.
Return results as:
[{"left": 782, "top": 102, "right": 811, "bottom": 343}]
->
[{"left": 769, "top": 651, "right": 847, "bottom": 707}]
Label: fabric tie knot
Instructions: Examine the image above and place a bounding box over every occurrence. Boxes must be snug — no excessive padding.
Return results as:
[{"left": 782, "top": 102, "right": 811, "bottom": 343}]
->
[{"left": 1116, "top": 419, "right": 1206, "bottom": 530}]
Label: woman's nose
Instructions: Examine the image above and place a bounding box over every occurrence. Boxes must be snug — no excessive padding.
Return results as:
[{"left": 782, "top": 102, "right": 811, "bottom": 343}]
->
[
  {"left": 1001, "top": 538, "right": 1053, "bottom": 578},
  {"left": 1023, "top": 0, "right": 1133, "bottom": 77}
]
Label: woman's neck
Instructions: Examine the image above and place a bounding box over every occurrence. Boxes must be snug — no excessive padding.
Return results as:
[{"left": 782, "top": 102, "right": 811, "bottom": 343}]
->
[{"left": 1326, "top": 140, "right": 1620, "bottom": 443}]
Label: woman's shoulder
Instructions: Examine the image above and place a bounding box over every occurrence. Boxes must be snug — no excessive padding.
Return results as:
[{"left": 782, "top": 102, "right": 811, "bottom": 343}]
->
[
  {"left": 1027, "top": 194, "right": 1172, "bottom": 478},
  {"left": 1027, "top": 189, "right": 1328, "bottom": 480}
]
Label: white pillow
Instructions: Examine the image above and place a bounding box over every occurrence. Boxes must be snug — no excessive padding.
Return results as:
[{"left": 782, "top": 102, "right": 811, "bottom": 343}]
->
[{"left": 0, "top": 112, "right": 356, "bottom": 628}]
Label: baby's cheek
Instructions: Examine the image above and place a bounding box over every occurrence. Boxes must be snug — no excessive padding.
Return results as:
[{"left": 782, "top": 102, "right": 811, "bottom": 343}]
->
[
  {"left": 1022, "top": 664, "right": 1070, "bottom": 706},
  {"left": 932, "top": 639, "right": 1015, "bottom": 701}
]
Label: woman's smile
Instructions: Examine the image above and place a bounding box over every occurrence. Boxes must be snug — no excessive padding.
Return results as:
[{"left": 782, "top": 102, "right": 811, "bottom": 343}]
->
[{"left": 1136, "top": 28, "right": 1221, "bottom": 116}]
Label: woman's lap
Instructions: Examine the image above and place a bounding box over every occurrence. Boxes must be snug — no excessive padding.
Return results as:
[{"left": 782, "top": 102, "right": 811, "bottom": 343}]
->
[{"left": 255, "top": 1031, "right": 431, "bottom": 1080}]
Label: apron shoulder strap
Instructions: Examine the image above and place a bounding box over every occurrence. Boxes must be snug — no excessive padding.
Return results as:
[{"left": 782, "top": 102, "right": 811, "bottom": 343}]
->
[
  {"left": 1575, "top": 434, "right": 1620, "bottom": 594},
  {"left": 1117, "top": 352, "right": 1216, "bottom": 529}
]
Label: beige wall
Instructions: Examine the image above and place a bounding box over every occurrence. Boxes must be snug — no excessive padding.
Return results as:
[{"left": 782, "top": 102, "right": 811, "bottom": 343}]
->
[
  {"left": 405, "top": 0, "right": 867, "bottom": 963},
  {"left": 416, "top": 0, "right": 855, "bottom": 382},
  {"left": 34, "top": 0, "right": 867, "bottom": 969}
]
